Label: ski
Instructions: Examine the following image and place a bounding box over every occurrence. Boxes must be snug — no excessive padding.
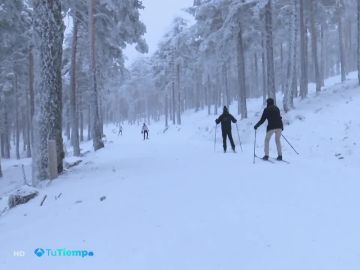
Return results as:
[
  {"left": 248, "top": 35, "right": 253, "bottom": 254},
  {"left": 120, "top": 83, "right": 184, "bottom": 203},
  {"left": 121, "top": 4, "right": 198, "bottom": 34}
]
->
[
  {"left": 254, "top": 155, "right": 275, "bottom": 163},
  {"left": 271, "top": 158, "right": 290, "bottom": 164}
]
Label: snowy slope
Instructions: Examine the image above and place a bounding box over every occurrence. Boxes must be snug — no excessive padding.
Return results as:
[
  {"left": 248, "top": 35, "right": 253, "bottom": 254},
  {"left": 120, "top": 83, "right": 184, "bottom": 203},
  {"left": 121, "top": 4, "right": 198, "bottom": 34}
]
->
[{"left": 0, "top": 72, "right": 359, "bottom": 270}]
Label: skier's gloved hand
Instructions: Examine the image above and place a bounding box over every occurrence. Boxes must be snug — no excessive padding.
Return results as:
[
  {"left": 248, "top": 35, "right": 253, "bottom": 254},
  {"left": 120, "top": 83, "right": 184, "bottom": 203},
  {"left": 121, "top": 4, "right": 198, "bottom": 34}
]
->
[{"left": 254, "top": 125, "right": 258, "bottom": 130}]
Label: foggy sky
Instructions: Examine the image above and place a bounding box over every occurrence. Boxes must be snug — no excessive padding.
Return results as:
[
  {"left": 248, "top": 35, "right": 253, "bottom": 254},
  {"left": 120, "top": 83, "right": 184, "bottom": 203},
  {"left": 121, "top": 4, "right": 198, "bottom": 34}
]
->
[{"left": 124, "top": 0, "right": 194, "bottom": 66}]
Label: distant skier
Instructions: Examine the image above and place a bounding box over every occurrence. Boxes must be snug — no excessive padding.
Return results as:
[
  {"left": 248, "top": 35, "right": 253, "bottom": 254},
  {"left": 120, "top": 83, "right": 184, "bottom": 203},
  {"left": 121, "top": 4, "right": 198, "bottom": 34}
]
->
[
  {"left": 118, "top": 125, "right": 123, "bottom": 136},
  {"left": 254, "top": 98, "right": 284, "bottom": 161},
  {"left": 141, "top": 123, "right": 149, "bottom": 140},
  {"left": 215, "top": 106, "right": 237, "bottom": 153}
]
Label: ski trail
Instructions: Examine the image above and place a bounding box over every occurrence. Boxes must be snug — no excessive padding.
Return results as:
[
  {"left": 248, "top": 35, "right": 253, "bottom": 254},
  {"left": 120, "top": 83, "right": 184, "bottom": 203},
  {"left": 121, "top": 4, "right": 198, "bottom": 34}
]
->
[{"left": 1, "top": 119, "right": 360, "bottom": 269}]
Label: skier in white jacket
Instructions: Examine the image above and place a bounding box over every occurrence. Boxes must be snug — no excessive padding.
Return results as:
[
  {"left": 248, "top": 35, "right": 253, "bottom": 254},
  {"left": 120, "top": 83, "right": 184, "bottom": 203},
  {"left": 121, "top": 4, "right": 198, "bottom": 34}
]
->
[{"left": 141, "top": 123, "right": 149, "bottom": 140}]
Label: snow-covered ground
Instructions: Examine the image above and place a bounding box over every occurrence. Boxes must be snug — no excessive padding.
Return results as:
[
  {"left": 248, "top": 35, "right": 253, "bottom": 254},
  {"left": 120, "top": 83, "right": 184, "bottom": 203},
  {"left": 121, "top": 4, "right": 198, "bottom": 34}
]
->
[{"left": 0, "top": 72, "right": 360, "bottom": 269}]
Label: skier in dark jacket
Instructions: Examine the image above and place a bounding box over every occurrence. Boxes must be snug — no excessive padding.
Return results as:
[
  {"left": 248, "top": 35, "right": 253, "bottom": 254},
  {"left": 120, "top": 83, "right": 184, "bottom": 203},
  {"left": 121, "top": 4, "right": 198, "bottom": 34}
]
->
[
  {"left": 215, "top": 106, "right": 237, "bottom": 153},
  {"left": 254, "top": 98, "right": 284, "bottom": 160}
]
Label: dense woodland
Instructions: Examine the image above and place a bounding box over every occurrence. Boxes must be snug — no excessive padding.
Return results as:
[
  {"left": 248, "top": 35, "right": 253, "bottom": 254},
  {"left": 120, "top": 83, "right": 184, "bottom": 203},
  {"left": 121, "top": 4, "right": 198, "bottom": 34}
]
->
[{"left": 0, "top": 0, "right": 360, "bottom": 182}]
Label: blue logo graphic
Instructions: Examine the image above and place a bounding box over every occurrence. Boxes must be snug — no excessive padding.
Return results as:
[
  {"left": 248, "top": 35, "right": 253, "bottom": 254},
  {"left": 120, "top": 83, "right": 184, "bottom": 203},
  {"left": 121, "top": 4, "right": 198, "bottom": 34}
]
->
[
  {"left": 34, "top": 248, "right": 45, "bottom": 257},
  {"left": 33, "top": 247, "right": 94, "bottom": 258}
]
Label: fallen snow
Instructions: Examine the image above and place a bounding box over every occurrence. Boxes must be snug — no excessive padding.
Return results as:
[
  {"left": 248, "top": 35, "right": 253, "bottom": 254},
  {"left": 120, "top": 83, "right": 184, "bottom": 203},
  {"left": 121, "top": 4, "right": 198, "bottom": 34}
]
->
[{"left": 0, "top": 72, "right": 359, "bottom": 269}]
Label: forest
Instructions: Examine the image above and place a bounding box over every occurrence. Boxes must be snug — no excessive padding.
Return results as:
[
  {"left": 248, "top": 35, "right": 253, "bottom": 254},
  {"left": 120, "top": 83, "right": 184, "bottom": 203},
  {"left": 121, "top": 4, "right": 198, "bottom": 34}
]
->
[
  {"left": 0, "top": 0, "right": 359, "bottom": 183},
  {"left": 2, "top": 1, "right": 360, "bottom": 268}
]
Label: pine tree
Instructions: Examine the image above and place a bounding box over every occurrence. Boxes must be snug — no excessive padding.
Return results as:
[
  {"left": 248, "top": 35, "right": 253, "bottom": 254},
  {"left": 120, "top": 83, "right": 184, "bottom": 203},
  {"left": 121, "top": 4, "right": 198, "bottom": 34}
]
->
[
  {"left": 300, "top": 0, "right": 308, "bottom": 98},
  {"left": 237, "top": 26, "right": 247, "bottom": 119},
  {"left": 88, "top": 0, "right": 104, "bottom": 151},
  {"left": 310, "top": 0, "right": 321, "bottom": 93},
  {"left": 70, "top": 6, "right": 81, "bottom": 156},
  {"left": 283, "top": 0, "right": 297, "bottom": 112},
  {"left": 32, "top": 0, "right": 65, "bottom": 181}
]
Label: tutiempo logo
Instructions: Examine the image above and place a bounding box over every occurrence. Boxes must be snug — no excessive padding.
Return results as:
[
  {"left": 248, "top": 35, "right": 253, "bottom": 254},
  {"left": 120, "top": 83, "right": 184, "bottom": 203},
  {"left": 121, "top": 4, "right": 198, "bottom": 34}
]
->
[
  {"left": 34, "top": 248, "right": 45, "bottom": 257},
  {"left": 34, "top": 248, "right": 94, "bottom": 258}
]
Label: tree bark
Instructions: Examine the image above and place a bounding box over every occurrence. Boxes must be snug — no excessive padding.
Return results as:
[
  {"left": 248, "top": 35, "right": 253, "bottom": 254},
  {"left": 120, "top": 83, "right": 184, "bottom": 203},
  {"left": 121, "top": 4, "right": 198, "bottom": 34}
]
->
[
  {"left": 283, "top": 0, "right": 297, "bottom": 112},
  {"left": 320, "top": 24, "right": 326, "bottom": 86},
  {"left": 310, "top": 0, "right": 321, "bottom": 93},
  {"left": 89, "top": 0, "right": 104, "bottom": 150},
  {"left": 223, "top": 63, "right": 230, "bottom": 107},
  {"left": 70, "top": 9, "right": 81, "bottom": 156},
  {"left": 172, "top": 81, "right": 176, "bottom": 125},
  {"left": 176, "top": 63, "right": 181, "bottom": 125},
  {"left": 33, "top": 0, "right": 65, "bottom": 181},
  {"left": 207, "top": 74, "right": 211, "bottom": 115},
  {"left": 237, "top": 27, "right": 247, "bottom": 118},
  {"left": 261, "top": 32, "right": 267, "bottom": 105},
  {"left": 299, "top": 0, "right": 308, "bottom": 98},
  {"left": 28, "top": 45, "right": 34, "bottom": 156},
  {"left": 265, "top": 0, "right": 276, "bottom": 102},
  {"left": 165, "top": 93, "right": 168, "bottom": 128},
  {"left": 358, "top": 0, "right": 360, "bottom": 84},
  {"left": 14, "top": 73, "right": 20, "bottom": 160},
  {"left": 338, "top": 4, "right": 346, "bottom": 82},
  {"left": 254, "top": 53, "right": 259, "bottom": 96}
]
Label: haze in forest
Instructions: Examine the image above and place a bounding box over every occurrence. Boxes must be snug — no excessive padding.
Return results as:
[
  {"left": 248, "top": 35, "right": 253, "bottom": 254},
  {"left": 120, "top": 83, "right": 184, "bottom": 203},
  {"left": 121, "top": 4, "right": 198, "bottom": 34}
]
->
[{"left": 124, "top": 0, "right": 194, "bottom": 65}]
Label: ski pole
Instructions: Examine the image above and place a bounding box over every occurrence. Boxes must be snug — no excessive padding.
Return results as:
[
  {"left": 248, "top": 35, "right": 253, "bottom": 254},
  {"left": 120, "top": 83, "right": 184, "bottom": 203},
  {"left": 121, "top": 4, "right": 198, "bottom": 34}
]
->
[
  {"left": 235, "top": 123, "right": 243, "bottom": 152},
  {"left": 214, "top": 125, "right": 217, "bottom": 152},
  {"left": 253, "top": 130, "right": 257, "bottom": 164},
  {"left": 281, "top": 134, "right": 299, "bottom": 155}
]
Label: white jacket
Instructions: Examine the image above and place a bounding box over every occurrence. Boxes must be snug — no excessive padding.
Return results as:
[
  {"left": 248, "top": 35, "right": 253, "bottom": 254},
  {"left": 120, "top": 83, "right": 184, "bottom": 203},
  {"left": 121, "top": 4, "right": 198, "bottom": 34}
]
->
[{"left": 142, "top": 125, "right": 149, "bottom": 132}]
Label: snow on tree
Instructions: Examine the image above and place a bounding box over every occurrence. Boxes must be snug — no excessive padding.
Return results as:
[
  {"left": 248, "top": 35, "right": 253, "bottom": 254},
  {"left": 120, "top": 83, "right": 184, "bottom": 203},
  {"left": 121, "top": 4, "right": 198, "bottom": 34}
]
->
[
  {"left": 32, "top": 0, "right": 65, "bottom": 182},
  {"left": 0, "top": 0, "right": 32, "bottom": 164}
]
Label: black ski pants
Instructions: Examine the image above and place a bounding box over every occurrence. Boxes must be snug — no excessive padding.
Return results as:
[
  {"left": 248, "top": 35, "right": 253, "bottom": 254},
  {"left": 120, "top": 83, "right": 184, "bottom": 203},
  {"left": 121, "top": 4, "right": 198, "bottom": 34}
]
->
[
  {"left": 222, "top": 129, "right": 235, "bottom": 151},
  {"left": 143, "top": 130, "right": 149, "bottom": 140}
]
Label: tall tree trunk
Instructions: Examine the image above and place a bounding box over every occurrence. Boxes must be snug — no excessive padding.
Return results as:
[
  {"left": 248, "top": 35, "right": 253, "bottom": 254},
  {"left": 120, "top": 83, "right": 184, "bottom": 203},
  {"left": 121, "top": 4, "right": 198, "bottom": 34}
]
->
[
  {"left": 345, "top": 19, "right": 352, "bottom": 72},
  {"left": 284, "top": 0, "right": 297, "bottom": 112},
  {"left": 310, "top": 0, "right": 321, "bottom": 93},
  {"left": 14, "top": 73, "right": 20, "bottom": 160},
  {"left": 237, "top": 27, "right": 247, "bottom": 118},
  {"left": 338, "top": 4, "right": 346, "bottom": 82},
  {"left": 254, "top": 53, "right": 259, "bottom": 96},
  {"left": 70, "top": 10, "right": 80, "bottom": 156},
  {"left": 195, "top": 67, "right": 201, "bottom": 112},
  {"left": 214, "top": 70, "right": 219, "bottom": 115},
  {"left": 2, "top": 103, "right": 10, "bottom": 159},
  {"left": 33, "top": 0, "right": 65, "bottom": 182},
  {"left": 280, "top": 43, "right": 284, "bottom": 93},
  {"left": 87, "top": 105, "right": 91, "bottom": 140},
  {"left": 261, "top": 32, "right": 267, "bottom": 105},
  {"left": 79, "top": 95, "right": 84, "bottom": 142},
  {"left": 299, "top": 0, "right": 308, "bottom": 98},
  {"left": 25, "top": 86, "right": 31, "bottom": 158},
  {"left": 265, "top": 0, "right": 276, "bottom": 102},
  {"left": 176, "top": 63, "right": 181, "bottom": 125},
  {"left": 165, "top": 93, "right": 168, "bottom": 128},
  {"left": 207, "top": 74, "right": 211, "bottom": 115},
  {"left": 172, "top": 81, "right": 176, "bottom": 125},
  {"left": 223, "top": 63, "right": 230, "bottom": 107},
  {"left": 291, "top": 0, "right": 298, "bottom": 103},
  {"left": 89, "top": 0, "right": 104, "bottom": 150},
  {"left": 320, "top": 24, "right": 326, "bottom": 86},
  {"left": 358, "top": 0, "right": 360, "bottom": 85},
  {"left": 28, "top": 45, "right": 34, "bottom": 155}
]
